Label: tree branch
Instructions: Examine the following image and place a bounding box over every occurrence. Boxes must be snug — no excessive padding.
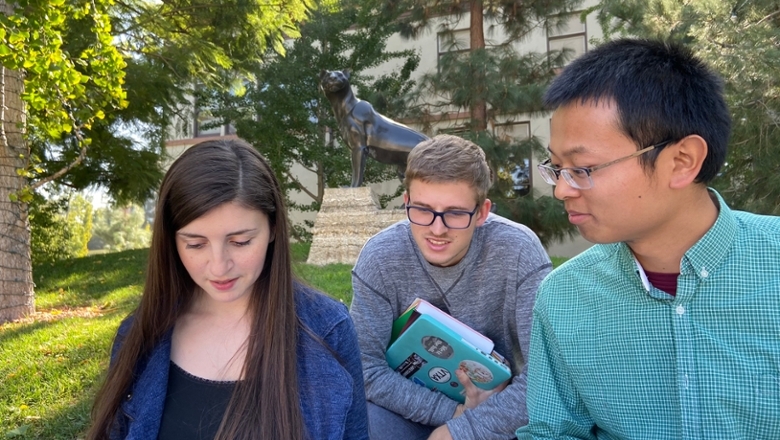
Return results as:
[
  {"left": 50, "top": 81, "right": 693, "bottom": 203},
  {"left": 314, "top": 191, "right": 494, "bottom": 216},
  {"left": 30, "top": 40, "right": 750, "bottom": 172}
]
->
[
  {"left": 755, "top": 8, "right": 780, "bottom": 26},
  {"left": 283, "top": 169, "right": 318, "bottom": 201},
  {"left": 30, "top": 88, "right": 88, "bottom": 190}
]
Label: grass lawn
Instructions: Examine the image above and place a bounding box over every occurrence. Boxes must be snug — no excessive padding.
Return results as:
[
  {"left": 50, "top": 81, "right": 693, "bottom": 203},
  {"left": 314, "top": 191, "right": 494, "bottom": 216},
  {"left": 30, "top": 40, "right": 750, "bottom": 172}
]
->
[{"left": 0, "top": 243, "right": 566, "bottom": 439}]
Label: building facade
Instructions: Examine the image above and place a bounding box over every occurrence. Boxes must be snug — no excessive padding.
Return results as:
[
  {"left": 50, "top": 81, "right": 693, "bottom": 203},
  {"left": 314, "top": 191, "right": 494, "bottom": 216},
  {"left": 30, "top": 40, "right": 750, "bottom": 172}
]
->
[{"left": 164, "top": 1, "right": 603, "bottom": 257}]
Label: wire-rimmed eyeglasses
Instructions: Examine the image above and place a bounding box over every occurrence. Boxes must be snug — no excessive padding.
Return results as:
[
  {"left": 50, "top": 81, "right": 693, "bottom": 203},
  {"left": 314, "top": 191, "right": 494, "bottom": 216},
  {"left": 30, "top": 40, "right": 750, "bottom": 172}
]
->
[
  {"left": 405, "top": 204, "right": 479, "bottom": 229},
  {"left": 537, "top": 140, "right": 672, "bottom": 190}
]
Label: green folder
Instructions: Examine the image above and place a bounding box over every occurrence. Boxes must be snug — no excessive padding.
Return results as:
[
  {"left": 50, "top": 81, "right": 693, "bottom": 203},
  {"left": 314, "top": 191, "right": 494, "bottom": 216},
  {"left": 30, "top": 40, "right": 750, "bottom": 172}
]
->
[{"left": 389, "top": 306, "right": 418, "bottom": 347}]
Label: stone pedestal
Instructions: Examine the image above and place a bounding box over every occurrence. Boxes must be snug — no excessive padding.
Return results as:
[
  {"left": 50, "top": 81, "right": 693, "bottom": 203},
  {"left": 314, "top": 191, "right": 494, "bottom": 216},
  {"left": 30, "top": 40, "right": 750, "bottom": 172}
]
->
[{"left": 306, "top": 187, "right": 406, "bottom": 266}]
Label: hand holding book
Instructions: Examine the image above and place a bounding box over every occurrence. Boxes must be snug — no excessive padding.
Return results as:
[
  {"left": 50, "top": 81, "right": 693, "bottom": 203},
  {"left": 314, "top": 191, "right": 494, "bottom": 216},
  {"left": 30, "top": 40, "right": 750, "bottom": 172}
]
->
[{"left": 455, "top": 367, "right": 509, "bottom": 410}]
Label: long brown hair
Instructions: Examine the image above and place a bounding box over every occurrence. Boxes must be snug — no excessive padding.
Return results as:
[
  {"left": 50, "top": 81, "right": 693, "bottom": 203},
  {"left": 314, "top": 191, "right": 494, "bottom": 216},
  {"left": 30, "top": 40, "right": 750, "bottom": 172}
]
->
[{"left": 87, "top": 139, "right": 306, "bottom": 439}]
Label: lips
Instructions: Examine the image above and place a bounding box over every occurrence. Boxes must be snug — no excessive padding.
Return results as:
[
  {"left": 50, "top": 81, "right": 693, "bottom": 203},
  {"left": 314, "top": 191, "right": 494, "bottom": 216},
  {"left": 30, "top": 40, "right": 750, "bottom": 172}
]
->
[
  {"left": 210, "top": 278, "right": 238, "bottom": 291},
  {"left": 566, "top": 209, "right": 589, "bottom": 225},
  {"left": 425, "top": 237, "right": 450, "bottom": 251}
]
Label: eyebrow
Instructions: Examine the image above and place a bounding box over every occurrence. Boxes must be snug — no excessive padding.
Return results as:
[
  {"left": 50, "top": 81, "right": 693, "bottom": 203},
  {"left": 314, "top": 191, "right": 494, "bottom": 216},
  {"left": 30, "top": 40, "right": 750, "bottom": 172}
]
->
[
  {"left": 409, "top": 200, "right": 474, "bottom": 211},
  {"left": 176, "top": 228, "right": 257, "bottom": 239},
  {"left": 547, "top": 145, "right": 588, "bottom": 159}
]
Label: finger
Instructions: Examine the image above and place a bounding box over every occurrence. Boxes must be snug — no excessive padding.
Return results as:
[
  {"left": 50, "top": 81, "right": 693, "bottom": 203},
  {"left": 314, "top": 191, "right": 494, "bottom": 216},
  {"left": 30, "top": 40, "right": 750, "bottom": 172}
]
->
[{"left": 455, "top": 368, "right": 477, "bottom": 392}]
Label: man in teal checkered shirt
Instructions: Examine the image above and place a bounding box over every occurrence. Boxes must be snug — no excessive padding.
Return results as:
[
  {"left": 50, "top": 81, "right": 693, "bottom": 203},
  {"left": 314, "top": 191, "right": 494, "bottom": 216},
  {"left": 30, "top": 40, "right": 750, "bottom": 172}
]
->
[{"left": 516, "top": 39, "right": 780, "bottom": 439}]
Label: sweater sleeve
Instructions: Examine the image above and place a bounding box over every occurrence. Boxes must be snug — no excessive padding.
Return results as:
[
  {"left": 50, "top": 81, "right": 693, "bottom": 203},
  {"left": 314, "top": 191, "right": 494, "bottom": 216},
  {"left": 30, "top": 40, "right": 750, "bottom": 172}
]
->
[
  {"left": 350, "top": 238, "right": 459, "bottom": 427},
  {"left": 447, "top": 257, "right": 552, "bottom": 440}
]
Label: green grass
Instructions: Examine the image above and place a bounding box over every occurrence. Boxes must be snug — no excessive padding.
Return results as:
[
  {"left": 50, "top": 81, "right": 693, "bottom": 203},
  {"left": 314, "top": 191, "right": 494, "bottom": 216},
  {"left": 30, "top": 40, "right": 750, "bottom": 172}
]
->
[
  {"left": 550, "top": 256, "right": 568, "bottom": 268},
  {"left": 1, "top": 244, "right": 567, "bottom": 439},
  {"left": 1, "top": 250, "right": 148, "bottom": 439}
]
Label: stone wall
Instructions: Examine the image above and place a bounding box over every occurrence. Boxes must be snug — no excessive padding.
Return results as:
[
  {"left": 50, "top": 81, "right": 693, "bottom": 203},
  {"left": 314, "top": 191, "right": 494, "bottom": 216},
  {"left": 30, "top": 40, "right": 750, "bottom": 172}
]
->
[{"left": 306, "top": 187, "right": 406, "bottom": 266}]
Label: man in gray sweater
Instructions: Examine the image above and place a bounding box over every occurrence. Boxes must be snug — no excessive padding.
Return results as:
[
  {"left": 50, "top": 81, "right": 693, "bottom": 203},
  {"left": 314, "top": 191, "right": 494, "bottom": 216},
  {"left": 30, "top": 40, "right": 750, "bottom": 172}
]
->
[{"left": 350, "top": 134, "right": 552, "bottom": 440}]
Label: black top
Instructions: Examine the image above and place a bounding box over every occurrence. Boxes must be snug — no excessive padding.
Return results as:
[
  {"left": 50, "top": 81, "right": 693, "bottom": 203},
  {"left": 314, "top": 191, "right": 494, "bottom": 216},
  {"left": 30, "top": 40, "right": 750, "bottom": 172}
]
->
[{"left": 157, "top": 362, "right": 236, "bottom": 440}]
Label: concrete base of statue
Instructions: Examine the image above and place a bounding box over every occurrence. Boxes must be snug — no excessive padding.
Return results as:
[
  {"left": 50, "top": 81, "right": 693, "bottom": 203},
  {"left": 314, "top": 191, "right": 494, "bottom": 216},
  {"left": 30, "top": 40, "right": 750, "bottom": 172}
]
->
[{"left": 306, "top": 187, "right": 406, "bottom": 266}]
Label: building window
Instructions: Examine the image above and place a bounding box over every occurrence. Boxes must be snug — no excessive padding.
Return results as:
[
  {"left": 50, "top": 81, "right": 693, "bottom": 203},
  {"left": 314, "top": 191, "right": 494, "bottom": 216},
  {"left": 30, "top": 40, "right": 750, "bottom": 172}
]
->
[
  {"left": 494, "top": 121, "right": 532, "bottom": 197},
  {"left": 437, "top": 28, "right": 471, "bottom": 66},
  {"left": 195, "top": 108, "right": 235, "bottom": 137},
  {"left": 547, "top": 13, "right": 587, "bottom": 66},
  {"left": 437, "top": 125, "right": 470, "bottom": 136}
]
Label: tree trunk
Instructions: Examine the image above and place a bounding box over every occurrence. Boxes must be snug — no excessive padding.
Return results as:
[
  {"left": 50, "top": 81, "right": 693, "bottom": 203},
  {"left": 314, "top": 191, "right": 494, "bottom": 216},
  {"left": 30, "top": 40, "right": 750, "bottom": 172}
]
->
[
  {"left": 0, "top": 1, "right": 34, "bottom": 323},
  {"left": 470, "top": 0, "right": 487, "bottom": 131}
]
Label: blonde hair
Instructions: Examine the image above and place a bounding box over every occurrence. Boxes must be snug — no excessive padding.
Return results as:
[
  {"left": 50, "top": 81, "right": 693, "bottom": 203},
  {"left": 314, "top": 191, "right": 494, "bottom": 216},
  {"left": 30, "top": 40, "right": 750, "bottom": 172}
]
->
[{"left": 404, "top": 134, "right": 492, "bottom": 202}]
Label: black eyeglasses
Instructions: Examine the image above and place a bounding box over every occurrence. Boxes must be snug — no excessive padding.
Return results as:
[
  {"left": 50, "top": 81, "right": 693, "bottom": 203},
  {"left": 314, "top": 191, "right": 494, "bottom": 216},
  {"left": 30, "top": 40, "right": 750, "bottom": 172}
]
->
[
  {"left": 405, "top": 204, "right": 480, "bottom": 229},
  {"left": 538, "top": 140, "right": 672, "bottom": 190}
]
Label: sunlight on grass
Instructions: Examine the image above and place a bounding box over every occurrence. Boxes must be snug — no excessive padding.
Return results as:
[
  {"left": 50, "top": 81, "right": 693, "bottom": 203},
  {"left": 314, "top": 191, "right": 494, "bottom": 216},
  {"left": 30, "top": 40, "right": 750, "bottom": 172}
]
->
[
  {"left": 1, "top": 250, "right": 146, "bottom": 438},
  {"left": 0, "top": 315, "right": 123, "bottom": 439}
]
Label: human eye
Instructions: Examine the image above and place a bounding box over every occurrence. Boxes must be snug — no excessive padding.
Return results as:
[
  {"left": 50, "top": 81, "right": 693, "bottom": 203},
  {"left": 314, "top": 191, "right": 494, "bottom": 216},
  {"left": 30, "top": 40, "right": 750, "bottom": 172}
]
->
[
  {"left": 443, "top": 210, "right": 472, "bottom": 228},
  {"left": 444, "top": 210, "right": 470, "bottom": 219},
  {"left": 409, "top": 206, "right": 433, "bottom": 217},
  {"left": 184, "top": 242, "right": 205, "bottom": 250},
  {"left": 568, "top": 167, "right": 590, "bottom": 177},
  {"left": 232, "top": 239, "right": 252, "bottom": 247},
  {"left": 567, "top": 167, "right": 592, "bottom": 184}
]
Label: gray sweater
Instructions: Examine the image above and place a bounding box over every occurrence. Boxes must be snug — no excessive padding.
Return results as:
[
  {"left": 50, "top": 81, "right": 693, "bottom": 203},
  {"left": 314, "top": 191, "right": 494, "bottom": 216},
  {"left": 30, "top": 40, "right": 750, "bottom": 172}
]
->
[{"left": 350, "top": 214, "right": 552, "bottom": 439}]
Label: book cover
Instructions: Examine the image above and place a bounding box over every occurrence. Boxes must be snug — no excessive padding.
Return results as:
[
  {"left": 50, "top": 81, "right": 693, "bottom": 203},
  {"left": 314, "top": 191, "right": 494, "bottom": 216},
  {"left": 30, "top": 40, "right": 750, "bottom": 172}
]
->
[{"left": 386, "top": 305, "right": 511, "bottom": 403}]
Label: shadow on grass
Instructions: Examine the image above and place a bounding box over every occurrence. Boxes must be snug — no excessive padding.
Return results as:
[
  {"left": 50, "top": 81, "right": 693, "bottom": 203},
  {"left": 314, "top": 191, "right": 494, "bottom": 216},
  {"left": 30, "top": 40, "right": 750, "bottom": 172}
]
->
[
  {"left": 1, "top": 316, "right": 119, "bottom": 439},
  {"left": 0, "top": 320, "right": 53, "bottom": 346},
  {"left": 36, "top": 396, "right": 94, "bottom": 440}
]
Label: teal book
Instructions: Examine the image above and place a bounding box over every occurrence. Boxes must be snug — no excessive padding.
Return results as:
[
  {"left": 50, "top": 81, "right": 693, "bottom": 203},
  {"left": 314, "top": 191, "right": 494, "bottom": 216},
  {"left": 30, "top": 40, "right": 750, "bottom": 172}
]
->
[{"left": 385, "top": 300, "right": 511, "bottom": 403}]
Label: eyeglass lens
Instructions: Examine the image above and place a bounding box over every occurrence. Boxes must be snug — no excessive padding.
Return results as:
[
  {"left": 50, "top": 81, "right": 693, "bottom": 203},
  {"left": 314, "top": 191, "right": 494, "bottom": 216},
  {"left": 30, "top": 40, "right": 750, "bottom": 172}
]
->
[
  {"left": 407, "top": 206, "right": 474, "bottom": 229},
  {"left": 538, "top": 166, "right": 592, "bottom": 189}
]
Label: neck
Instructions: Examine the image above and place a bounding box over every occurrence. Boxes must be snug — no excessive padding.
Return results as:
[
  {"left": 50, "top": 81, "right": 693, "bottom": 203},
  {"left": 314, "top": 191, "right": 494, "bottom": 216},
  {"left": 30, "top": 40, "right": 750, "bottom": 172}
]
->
[
  {"left": 628, "top": 189, "right": 719, "bottom": 273},
  {"left": 326, "top": 88, "right": 358, "bottom": 114},
  {"left": 188, "top": 289, "right": 252, "bottom": 323}
]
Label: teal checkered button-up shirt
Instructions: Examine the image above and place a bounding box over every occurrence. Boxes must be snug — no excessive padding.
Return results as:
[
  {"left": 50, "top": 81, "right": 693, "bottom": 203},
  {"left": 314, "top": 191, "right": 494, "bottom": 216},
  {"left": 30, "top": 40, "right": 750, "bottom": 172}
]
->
[{"left": 517, "top": 191, "right": 780, "bottom": 440}]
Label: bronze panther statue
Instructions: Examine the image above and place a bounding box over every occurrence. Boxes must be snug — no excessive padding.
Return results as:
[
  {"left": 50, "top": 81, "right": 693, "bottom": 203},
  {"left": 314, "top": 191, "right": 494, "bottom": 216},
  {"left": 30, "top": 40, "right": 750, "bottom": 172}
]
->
[{"left": 320, "top": 69, "right": 429, "bottom": 187}]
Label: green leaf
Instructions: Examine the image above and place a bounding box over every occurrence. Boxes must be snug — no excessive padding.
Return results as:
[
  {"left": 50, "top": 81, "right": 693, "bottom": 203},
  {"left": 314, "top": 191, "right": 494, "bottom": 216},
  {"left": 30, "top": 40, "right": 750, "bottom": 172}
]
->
[{"left": 5, "top": 424, "right": 30, "bottom": 437}]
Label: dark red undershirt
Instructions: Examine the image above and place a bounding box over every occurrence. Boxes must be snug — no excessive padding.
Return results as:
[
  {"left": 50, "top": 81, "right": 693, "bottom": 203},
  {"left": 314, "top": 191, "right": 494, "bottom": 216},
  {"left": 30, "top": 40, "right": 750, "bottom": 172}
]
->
[{"left": 644, "top": 270, "right": 679, "bottom": 296}]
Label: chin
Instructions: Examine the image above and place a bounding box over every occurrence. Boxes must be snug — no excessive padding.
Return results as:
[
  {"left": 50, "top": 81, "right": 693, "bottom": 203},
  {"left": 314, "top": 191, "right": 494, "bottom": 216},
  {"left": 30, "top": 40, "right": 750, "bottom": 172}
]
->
[{"left": 424, "top": 253, "right": 457, "bottom": 267}]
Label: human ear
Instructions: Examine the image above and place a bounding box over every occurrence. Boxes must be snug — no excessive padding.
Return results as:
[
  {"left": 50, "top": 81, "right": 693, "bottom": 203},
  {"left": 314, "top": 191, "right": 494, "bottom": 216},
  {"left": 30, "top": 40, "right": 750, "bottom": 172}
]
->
[
  {"left": 474, "top": 199, "right": 492, "bottom": 227},
  {"left": 668, "top": 135, "right": 707, "bottom": 189}
]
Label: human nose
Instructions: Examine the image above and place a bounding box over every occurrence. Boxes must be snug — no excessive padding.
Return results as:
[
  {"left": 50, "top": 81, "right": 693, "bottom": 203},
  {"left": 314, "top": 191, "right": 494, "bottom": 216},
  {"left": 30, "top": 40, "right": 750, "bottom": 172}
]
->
[
  {"left": 210, "top": 245, "right": 233, "bottom": 277},
  {"left": 553, "top": 174, "right": 580, "bottom": 201},
  {"left": 429, "top": 213, "right": 448, "bottom": 235}
]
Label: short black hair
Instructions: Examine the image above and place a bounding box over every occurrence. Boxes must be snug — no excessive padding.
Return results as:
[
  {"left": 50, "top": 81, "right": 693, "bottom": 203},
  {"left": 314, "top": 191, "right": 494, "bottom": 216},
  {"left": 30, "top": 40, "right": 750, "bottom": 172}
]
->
[{"left": 544, "top": 38, "right": 731, "bottom": 184}]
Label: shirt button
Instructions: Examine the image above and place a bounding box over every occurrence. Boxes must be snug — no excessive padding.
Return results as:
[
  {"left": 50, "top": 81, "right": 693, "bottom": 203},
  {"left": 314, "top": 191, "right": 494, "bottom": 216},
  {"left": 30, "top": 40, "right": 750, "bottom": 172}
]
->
[
  {"left": 700, "top": 267, "right": 709, "bottom": 277},
  {"left": 676, "top": 305, "right": 685, "bottom": 315}
]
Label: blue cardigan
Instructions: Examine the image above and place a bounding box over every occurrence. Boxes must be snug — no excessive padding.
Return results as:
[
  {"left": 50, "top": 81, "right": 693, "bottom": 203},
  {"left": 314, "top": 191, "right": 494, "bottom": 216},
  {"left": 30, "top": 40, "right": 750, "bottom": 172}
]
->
[{"left": 109, "top": 285, "right": 369, "bottom": 439}]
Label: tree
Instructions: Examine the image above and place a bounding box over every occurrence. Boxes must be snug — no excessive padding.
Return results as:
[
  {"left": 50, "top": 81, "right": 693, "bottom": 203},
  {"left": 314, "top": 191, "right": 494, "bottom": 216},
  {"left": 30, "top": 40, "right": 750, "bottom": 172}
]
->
[
  {"left": 91, "top": 203, "right": 151, "bottom": 252},
  {"left": 29, "top": 190, "right": 92, "bottom": 266},
  {"left": 0, "top": 0, "right": 316, "bottom": 322},
  {"left": 204, "top": 0, "right": 419, "bottom": 239},
  {"left": 595, "top": 0, "right": 780, "bottom": 215},
  {"left": 0, "top": 0, "right": 123, "bottom": 321},
  {"left": 373, "top": 0, "right": 583, "bottom": 246}
]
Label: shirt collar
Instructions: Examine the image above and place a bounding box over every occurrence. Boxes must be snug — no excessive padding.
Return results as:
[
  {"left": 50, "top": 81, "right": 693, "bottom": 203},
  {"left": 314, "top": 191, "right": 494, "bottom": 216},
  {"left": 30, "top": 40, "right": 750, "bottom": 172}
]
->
[
  {"left": 628, "top": 188, "right": 736, "bottom": 291},
  {"left": 679, "top": 189, "right": 736, "bottom": 280}
]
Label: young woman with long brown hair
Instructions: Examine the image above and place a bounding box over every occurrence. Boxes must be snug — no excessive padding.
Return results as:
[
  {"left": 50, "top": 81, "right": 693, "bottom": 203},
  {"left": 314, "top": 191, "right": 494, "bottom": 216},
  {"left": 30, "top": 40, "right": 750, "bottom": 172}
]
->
[{"left": 86, "top": 139, "right": 368, "bottom": 440}]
